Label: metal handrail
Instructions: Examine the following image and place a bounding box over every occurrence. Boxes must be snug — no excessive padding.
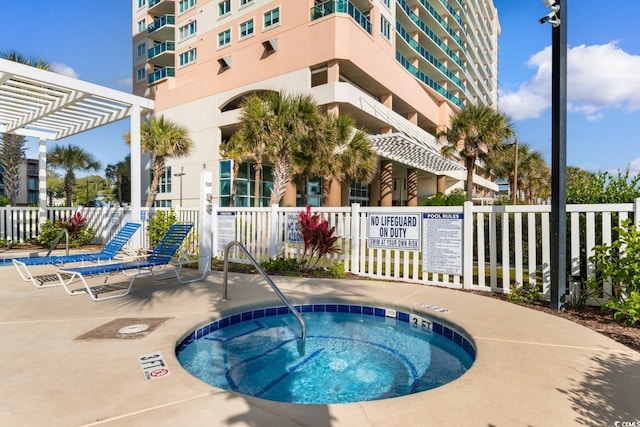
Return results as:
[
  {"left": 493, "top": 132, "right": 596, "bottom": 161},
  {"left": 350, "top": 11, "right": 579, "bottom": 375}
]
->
[
  {"left": 222, "top": 241, "right": 306, "bottom": 356},
  {"left": 46, "top": 229, "right": 69, "bottom": 257}
]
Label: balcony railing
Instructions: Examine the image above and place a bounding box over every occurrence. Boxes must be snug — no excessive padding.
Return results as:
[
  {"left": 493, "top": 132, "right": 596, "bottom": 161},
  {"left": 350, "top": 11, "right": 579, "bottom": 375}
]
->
[
  {"left": 148, "top": 41, "right": 176, "bottom": 59},
  {"left": 310, "top": 0, "right": 371, "bottom": 34},
  {"left": 148, "top": 15, "right": 175, "bottom": 34},
  {"left": 148, "top": 67, "right": 175, "bottom": 84}
]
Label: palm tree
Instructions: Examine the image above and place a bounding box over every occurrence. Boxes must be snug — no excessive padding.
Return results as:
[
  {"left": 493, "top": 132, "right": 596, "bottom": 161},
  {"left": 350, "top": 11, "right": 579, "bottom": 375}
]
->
[
  {"left": 234, "top": 92, "right": 320, "bottom": 206},
  {"left": 0, "top": 51, "right": 50, "bottom": 204},
  {"left": 519, "top": 150, "right": 550, "bottom": 204},
  {"left": 1, "top": 50, "right": 50, "bottom": 70},
  {"left": 235, "top": 94, "right": 272, "bottom": 206},
  {"left": 47, "top": 144, "right": 101, "bottom": 206},
  {"left": 438, "top": 104, "right": 514, "bottom": 201},
  {"left": 125, "top": 115, "right": 192, "bottom": 208},
  {"left": 264, "top": 92, "right": 319, "bottom": 205},
  {"left": 0, "top": 133, "right": 26, "bottom": 204},
  {"left": 105, "top": 156, "right": 131, "bottom": 206},
  {"left": 297, "top": 113, "right": 378, "bottom": 206},
  {"left": 219, "top": 133, "right": 249, "bottom": 206}
]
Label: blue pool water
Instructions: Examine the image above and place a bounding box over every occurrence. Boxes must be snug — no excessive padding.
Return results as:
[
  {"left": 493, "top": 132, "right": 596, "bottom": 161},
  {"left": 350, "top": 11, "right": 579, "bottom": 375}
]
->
[{"left": 176, "top": 304, "right": 475, "bottom": 404}]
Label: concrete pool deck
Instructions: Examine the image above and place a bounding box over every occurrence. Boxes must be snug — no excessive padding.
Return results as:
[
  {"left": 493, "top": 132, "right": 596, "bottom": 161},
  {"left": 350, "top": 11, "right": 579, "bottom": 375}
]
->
[{"left": 1, "top": 262, "right": 639, "bottom": 426}]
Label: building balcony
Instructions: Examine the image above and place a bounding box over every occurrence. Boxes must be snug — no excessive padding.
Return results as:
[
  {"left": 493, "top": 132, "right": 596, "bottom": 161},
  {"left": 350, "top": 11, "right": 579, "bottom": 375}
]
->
[
  {"left": 148, "top": 15, "right": 175, "bottom": 40},
  {"left": 310, "top": 0, "right": 371, "bottom": 34},
  {"left": 148, "top": 41, "right": 175, "bottom": 66},
  {"left": 148, "top": 0, "right": 175, "bottom": 16},
  {"left": 148, "top": 67, "right": 175, "bottom": 84}
]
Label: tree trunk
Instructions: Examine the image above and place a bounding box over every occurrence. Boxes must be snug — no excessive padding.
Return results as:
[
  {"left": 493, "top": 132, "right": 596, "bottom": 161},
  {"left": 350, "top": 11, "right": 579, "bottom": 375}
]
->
[
  {"left": 231, "top": 161, "right": 239, "bottom": 206},
  {"left": 253, "top": 162, "right": 262, "bottom": 207},
  {"left": 269, "top": 154, "right": 290, "bottom": 206},
  {"left": 465, "top": 157, "right": 475, "bottom": 201},
  {"left": 146, "top": 157, "right": 164, "bottom": 208}
]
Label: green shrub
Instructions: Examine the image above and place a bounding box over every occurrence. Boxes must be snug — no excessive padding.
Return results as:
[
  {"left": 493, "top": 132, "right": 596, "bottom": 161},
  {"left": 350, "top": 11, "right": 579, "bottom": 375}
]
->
[
  {"left": 605, "top": 291, "right": 640, "bottom": 326},
  {"left": 421, "top": 189, "right": 466, "bottom": 206},
  {"left": 329, "top": 262, "right": 345, "bottom": 278},
  {"left": 260, "top": 255, "right": 300, "bottom": 274},
  {"left": 147, "top": 209, "right": 178, "bottom": 247},
  {"left": 506, "top": 282, "right": 542, "bottom": 304},
  {"left": 589, "top": 219, "right": 640, "bottom": 324}
]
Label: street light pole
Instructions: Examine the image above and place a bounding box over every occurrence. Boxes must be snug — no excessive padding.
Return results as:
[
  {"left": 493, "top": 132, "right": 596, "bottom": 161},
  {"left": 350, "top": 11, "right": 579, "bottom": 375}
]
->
[
  {"left": 512, "top": 138, "right": 518, "bottom": 205},
  {"left": 174, "top": 171, "right": 185, "bottom": 207},
  {"left": 540, "top": 0, "right": 567, "bottom": 310}
]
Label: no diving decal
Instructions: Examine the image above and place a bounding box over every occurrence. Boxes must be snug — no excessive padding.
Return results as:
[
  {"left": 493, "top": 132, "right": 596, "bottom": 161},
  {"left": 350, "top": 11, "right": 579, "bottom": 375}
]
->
[{"left": 139, "top": 352, "right": 170, "bottom": 381}]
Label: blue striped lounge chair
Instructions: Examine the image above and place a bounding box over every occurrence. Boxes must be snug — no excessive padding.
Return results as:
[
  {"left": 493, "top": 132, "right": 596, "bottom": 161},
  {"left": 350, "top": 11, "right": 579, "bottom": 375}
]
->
[
  {"left": 12, "top": 222, "right": 142, "bottom": 288},
  {"left": 56, "top": 223, "right": 194, "bottom": 301}
]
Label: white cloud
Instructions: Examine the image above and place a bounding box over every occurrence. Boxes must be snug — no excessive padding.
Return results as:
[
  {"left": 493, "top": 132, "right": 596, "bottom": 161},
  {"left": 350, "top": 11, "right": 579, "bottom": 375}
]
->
[
  {"left": 499, "top": 42, "right": 640, "bottom": 120},
  {"left": 628, "top": 158, "right": 640, "bottom": 175},
  {"left": 49, "top": 63, "right": 79, "bottom": 79}
]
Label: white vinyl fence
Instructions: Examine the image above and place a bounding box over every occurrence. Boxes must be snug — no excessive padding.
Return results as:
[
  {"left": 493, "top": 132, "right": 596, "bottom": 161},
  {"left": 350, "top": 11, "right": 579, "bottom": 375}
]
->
[{"left": 2, "top": 200, "right": 639, "bottom": 304}]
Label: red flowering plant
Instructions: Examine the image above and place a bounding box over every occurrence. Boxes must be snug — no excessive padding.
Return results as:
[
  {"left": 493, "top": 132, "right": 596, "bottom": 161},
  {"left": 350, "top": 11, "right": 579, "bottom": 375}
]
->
[
  {"left": 37, "top": 211, "right": 95, "bottom": 248},
  {"left": 62, "top": 211, "right": 88, "bottom": 239},
  {"left": 297, "top": 206, "right": 341, "bottom": 270}
]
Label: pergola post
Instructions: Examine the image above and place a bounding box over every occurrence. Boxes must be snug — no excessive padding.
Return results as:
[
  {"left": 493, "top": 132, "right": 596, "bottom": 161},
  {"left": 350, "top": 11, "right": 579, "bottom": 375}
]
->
[
  {"left": 38, "top": 138, "right": 47, "bottom": 225},
  {"left": 130, "top": 104, "right": 142, "bottom": 247}
]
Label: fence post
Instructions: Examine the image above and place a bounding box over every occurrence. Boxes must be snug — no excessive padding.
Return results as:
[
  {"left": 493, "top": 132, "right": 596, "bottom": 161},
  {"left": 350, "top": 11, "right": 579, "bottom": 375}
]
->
[
  {"left": 268, "top": 204, "right": 280, "bottom": 258},
  {"left": 463, "top": 201, "right": 474, "bottom": 289},
  {"left": 350, "top": 203, "right": 360, "bottom": 274},
  {"left": 211, "top": 204, "right": 219, "bottom": 257}
]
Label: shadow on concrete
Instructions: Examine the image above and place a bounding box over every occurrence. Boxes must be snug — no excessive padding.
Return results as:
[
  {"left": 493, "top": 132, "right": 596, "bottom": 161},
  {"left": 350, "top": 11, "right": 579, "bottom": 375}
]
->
[{"left": 557, "top": 352, "right": 640, "bottom": 426}]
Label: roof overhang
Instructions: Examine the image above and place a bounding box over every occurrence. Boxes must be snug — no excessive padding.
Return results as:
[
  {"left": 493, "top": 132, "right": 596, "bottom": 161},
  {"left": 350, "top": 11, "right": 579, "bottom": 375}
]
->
[
  {"left": 0, "top": 58, "right": 154, "bottom": 140},
  {"left": 368, "top": 132, "right": 465, "bottom": 174}
]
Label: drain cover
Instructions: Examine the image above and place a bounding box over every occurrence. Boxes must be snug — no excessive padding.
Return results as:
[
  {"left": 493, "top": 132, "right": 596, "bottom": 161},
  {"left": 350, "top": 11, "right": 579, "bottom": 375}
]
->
[{"left": 118, "top": 324, "right": 149, "bottom": 334}]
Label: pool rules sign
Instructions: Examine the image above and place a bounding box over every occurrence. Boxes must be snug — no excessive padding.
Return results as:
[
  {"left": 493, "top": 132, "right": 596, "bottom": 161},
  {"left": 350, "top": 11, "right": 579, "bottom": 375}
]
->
[
  {"left": 367, "top": 213, "right": 421, "bottom": 251},
  {"left": 422, "top": 213, "right": 463, "bottom": 276}
]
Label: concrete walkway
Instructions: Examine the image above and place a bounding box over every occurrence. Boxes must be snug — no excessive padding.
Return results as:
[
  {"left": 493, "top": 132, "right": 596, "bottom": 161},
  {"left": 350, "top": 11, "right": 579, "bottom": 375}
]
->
[{"left": 1, "top": 262, "right": 638, "bottom": 426}]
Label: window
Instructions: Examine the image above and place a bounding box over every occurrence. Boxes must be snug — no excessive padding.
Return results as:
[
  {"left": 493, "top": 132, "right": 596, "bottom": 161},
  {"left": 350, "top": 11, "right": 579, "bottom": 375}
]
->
[
  {"left": 219, "top": 160, "right": 273, "bottom": 207},
  {"left": 349, "top": 182, "right": 369, "bottom": 206},
  {"left": 28, "top": 191, "right": 38, "bottom": 205},
  {"left": 137, "top": 42, "right": 146, "bottom": 58},
  {"left": 382, "top": 0, "right": 390, "bottom": 8},
  {"left": 179, "top": 21, "right": 197, "bottom": 40},
  {"left": 264, "top": 7, "right": 279, "bottom": 28},
  {"left": 156, "top": 166, "right": 172, "bottom": 193},
  {"left": 239, "top": 19, "right": 254, "bottom": 39},
  {"left": 178, "top": 0, "right": 196, "bottom": 13},
  {"left": 218, "top": 0, "right": 230, "bottom": 16},
  {"left": 136, "top": 67, "right": 146, "bottom": 82},
  {"left": 380, "top": 16, "right": 391, "bottom": 40},
  {"left": 138, "top": 0, "right": 146, "bottom": 8},
  {"left": 137, "top": 19, "right": 146, "bottom": 33},
  {"left": 218, "top": 29, "right": 231, "bottom": 47},
  {"left": 179, "top": 48, "right": 197, "bottom": 66},
  {"left": 240, "top": 0, "right": 252, "bottom": 6},
  {"left": 27, "top": 177, "right": 38, "bottom": 191},
  {"left": 153, "top": 199, "right": 173, "bottom": 207}
]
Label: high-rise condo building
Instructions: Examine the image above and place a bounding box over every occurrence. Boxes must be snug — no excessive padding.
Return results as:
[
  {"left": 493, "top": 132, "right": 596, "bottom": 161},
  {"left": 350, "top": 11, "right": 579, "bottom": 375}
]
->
[{"left": 132, "top": 0, "right": 500, "bottom": 207}]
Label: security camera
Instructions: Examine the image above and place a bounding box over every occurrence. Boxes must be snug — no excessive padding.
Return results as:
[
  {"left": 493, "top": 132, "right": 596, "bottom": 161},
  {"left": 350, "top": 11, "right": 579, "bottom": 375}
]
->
[
  {"left": 539, "top": 4, "right": 560, "bottom": 26},
  {"left": 542, "top": 0, "right": 557, "bottom": 7}
]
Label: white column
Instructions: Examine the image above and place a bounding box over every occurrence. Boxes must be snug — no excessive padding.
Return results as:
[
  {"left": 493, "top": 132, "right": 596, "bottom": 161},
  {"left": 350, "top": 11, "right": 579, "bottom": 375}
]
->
[
  {"left": 38, "top": 138, "right": 47, "bottom": 225},
  {"left": 130, "top": 104, "right": 142, "bottom": 246},
  {"left": 199, "top": 171, "right": 213, "bottom": 274}
]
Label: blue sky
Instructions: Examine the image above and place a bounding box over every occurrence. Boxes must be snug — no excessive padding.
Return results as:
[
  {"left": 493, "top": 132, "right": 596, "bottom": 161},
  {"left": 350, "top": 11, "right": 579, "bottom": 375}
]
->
[{"left": 1, "top": 1, "right": 639, "bottom": 176}]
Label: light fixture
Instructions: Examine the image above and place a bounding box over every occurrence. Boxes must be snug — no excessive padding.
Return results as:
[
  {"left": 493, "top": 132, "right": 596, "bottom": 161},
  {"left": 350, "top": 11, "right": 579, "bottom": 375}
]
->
[
  {"left": 262, "top": 38, "right": 277, "bottom": 54},
  {"left": 217, "top": 56, "right": 231, "bottom": 70}
]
